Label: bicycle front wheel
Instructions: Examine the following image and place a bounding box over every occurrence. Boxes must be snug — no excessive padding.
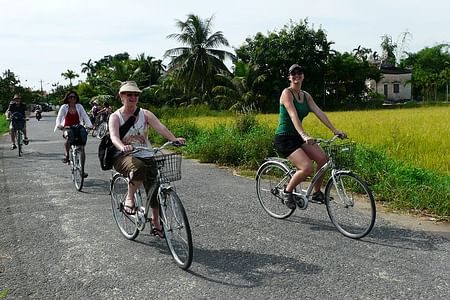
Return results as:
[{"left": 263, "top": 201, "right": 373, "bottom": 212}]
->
[
  {"left": 325, "top": 171, "right": 376, "bottom": 239},
  {"left": 97, "top": 122, "right": 108, "bottom": 139},
  {"left": 256, "top": 161, "right": 295, "bottom": 219},
  {"left": 110, "top": 174, "right": 139, "bottom": 240},
  {"left": 72, "top": 149, "right": 84, "bottom": 191},
  {"left": 17, "top": 131, "right": 23, "bottom": 157},
  {"left": 159, "top": 189, "right": 193, "bottom": 270}
]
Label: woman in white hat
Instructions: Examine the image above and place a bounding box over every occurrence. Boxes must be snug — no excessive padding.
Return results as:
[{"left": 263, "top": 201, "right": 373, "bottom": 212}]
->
[
  {"left": 273, "top": 64, "right": 346, "bottom": 209},
  {"left": 109, "top": 81, "right": 185, "bottom": 238}
]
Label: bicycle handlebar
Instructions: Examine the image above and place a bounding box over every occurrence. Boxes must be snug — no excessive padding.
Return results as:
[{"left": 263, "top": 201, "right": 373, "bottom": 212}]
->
[
  {"left": 315, "top": 134, "right": 347, "bottom": 145},
  {"left": 127, "top": 140, "right": 185, "bottom": 155}
]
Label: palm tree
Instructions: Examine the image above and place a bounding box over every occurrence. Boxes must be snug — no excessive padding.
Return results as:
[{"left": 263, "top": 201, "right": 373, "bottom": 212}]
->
[
  {"left": 164, "top": 14, "right": 236, "bottom": 98},
  {"left": 61, "top": 69, "right": 79, "bottom": 86},
  {"left": 81, "top": 59, "right": 96, "bottom": 78},
  {"left": 133, "top": 53, "right": 165, "bottom": 87},
  {"left": 212, "top": 61, "right": 266, "bottom": 110}
]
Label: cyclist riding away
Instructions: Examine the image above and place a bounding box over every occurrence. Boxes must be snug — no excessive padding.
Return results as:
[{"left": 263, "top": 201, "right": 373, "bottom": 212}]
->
[
  {"left": 54, "top": 91, "right": 92, "bottom": 177},
  {"left": 273, "top": 64, "right": 346, "bottom": 209},
  {"left": 6, "top": 94, "right": 30, "bottom": 150},
  {"left": 109, "top": 81, "right": 185, "bottom": 238}
]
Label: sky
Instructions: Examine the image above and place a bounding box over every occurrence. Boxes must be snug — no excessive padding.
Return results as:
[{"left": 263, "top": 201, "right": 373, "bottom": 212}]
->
[{"left": 1, "top": 0, "right": 449, "bottom": 91}]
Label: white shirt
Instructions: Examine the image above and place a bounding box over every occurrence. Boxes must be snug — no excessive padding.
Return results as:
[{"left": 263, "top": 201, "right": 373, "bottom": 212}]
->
[{"left": 54, "top": 103, "right": 93, "bottom": 132}]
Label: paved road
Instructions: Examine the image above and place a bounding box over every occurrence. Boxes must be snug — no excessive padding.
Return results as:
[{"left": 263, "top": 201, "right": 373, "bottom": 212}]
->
[{"left": 1, "top": 113, "right": 449, "bottom": 299}]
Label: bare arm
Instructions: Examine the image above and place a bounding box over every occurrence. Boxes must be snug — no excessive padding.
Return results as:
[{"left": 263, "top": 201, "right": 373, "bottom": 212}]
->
[{"left": 108, "top": 113, "right": 126, "bottom": 151}]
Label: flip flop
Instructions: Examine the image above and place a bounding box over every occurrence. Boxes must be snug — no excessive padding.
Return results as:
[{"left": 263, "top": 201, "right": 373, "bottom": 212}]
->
[
  {"left": 151, "top": 227, "right": 164, "bottom": 239},
  {"left": 123, "top": 204, "right": 136, "bottom": 215}
]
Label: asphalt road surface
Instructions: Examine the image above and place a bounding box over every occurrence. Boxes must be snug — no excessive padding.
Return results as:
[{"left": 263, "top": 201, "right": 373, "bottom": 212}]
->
[{"left": 1, "top": 112, "right": 449, "bottom": 299}]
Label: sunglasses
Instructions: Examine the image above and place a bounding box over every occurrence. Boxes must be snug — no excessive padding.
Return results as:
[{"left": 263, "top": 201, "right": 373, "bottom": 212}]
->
[
  {"left": 290, "top": 70, "right": 303, "bottom": 76},
  {"left": 68, "top": 95, "right": 77, "bottom": 99},
  {"left": 125, "top": 92, "right": 140, "bottom": 97}
]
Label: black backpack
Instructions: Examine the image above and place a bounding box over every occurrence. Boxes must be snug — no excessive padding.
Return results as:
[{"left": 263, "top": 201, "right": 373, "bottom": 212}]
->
[{"left": 98, "top": 108, "right": 140, "bottom": 170}]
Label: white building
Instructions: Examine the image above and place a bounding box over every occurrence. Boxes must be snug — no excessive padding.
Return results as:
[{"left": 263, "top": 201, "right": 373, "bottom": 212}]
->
[{"left": 367, "top": 65, "right": 412, "bottom": 103}]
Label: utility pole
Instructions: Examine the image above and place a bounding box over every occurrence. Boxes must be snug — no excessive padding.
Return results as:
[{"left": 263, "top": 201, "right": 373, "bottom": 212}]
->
[{"left": 40, "top": 80, "right": 43, "bottom": 92}]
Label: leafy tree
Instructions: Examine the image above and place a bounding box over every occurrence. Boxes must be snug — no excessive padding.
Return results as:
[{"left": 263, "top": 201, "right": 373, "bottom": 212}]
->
[
  {"left": 164, "top": 14, "right": 236, "bottom": 100},
  {"left": 235, "top": 19, "right": 333, "bottom": 112},
  {"left": 400, "top": 44, "right": 450, "bottom": 101}
]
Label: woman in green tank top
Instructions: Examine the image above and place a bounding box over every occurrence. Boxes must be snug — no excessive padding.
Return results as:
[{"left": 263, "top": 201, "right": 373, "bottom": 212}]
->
[{"left": 273, "top": 64, "right": 346, "bottom": 208}]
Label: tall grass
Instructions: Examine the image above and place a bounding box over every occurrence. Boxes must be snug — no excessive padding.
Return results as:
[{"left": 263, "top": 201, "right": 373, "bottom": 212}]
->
[{"left": 0, "top": 114, "right": 9, "bottom": 134}]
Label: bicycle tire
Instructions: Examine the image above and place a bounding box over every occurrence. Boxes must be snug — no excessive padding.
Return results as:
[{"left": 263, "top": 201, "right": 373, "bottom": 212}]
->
[
  {"left": 17, "top": 130, "right": 23, "bottom": 157},
  {"left": 110, "top": 174, "right": 139, "bottom": 240},
  {"left": 72, "top": 148, "right": 84, "bottom": 191},
  {"left": 159, "top": 189, "right": 193, "bottom": 270},
  {"left": 256, "top": 161, "right": 296, "bottom": 219},
  {"left": 97, "top": 122, "right": 108, "bottom": 139},
  {"left": 325, "top": 171, "right": 376, "bottom": 239}
]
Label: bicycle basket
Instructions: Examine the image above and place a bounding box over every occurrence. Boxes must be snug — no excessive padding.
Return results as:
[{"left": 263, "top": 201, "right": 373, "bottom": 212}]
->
[
  {"left": 323, "top": 141, "right": 356, "bottom": 169},
  {"left": 153, "top": 153, "right": 182, "bottom": 183}
]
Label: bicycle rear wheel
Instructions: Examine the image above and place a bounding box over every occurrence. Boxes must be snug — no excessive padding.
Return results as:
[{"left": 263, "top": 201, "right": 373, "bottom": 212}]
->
[
  {"left": 72, "top": 148, "right": 84, "bottom": 191},
  {"left": 159, "top": 189, "right": 193, "bottom": 270},
  {"left": 256, "top": 161, "right": 295, "bottom": 219},
  {"left": 110, "top": 174, "right": 139, "bottom": 240},
  {"left": 325, "top": 171, "right": 376, "bottom": 239}
]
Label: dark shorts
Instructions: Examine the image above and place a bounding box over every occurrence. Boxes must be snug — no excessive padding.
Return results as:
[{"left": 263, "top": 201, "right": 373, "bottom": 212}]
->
[{"left": 273, "top": 133, "right": 306, "bottom": 158}]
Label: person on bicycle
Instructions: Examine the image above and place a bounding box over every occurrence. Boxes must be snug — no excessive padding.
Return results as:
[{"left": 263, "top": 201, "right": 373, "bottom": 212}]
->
[
  {"left": 97, "top": 102, "right": 112, "bottom": 123},
  {"left": 6, "top": 94, "right": 30, "bottom": 150},
  {"left": 274, "top": 64, "right": 346, "bottom": 209},
  {"left": 54, "top": 91, "right": 92, "bottom": 177},
  {"left": 109, "top": 81, "right": 185, "bottom": 238}
]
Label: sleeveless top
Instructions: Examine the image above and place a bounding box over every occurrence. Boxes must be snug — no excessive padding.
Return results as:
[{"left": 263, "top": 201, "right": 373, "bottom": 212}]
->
[
  {"left": 64, "top": 109, "right": 80, "bottom": 126},
  {"left": 118, "top": 109, "right": 153, "bottom": 158},
  {"left": 275, "top": 89, "right": 310, "bottom": 135}
]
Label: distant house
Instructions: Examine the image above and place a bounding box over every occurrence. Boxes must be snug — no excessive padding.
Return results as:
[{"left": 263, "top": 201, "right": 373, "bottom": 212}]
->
[{"left": 367, "top": 64, "right": 412, "bottom": 103}]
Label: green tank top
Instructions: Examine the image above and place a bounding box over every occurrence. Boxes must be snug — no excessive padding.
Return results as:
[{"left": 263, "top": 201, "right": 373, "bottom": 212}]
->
[{"left": 275, "top": 89, "right": 310, "bottom": 134}]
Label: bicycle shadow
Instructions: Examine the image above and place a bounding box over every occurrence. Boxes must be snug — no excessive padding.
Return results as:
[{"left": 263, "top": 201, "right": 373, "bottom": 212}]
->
[
  {"left": 287, "top": 211, "right": 449, "bottom": 252},
  {"left": 134, "top": 235, "right": 322, "bottom": 288}
]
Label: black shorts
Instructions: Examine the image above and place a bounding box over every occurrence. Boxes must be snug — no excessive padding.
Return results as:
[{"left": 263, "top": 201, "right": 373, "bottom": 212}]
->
[{"left": 273, "top": 133, "right": 305, "bottom": 158}]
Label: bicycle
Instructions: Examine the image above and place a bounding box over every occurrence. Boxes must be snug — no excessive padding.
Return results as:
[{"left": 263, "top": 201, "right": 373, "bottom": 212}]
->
[
  {"left": 110, "top": 141, "right": 193, "bottom": 269},
  {"left": 9, "top": 112, "right": 27, "bottom": 157},
  {"left": 255, "top": 135, "right": 376, "bottom": 239},
  {"left": 92, "top": 113, "right": 109, "bottom": 139},
  {"left": 63, "top": 125, "right": 88, "bottom": 191}
]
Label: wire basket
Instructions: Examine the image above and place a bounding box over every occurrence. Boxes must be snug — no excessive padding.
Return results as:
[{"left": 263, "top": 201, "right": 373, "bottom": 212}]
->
[
  {"left": 153, "top": 153, "right": 182, "bottom": 183},
  {"left": 323, "top": 141, "right": 356, "bottom": 169}
]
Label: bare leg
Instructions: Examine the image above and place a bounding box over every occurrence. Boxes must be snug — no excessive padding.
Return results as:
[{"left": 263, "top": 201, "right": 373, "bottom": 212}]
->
[
  {"left": 10, "top": 129, "right": 16, "bottom": 144},
  {"left": 286, "top": 148, "right": 313, "bottom": 192},
  {"left": 302, "top": 143, "right": 328, "bottom": 192},
  {"left": 124, "top": 180, "right": 142, "bottom": 213}
]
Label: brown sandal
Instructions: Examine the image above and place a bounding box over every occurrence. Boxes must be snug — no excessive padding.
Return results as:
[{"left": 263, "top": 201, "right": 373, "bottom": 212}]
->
[{"left": 151, "top": 227, "right": 164, "bottom": 238}]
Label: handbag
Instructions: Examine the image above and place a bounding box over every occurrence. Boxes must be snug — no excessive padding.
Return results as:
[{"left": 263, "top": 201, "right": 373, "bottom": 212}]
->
[{"left": 98, "top": 108, "right": 140, "bottom": 170}]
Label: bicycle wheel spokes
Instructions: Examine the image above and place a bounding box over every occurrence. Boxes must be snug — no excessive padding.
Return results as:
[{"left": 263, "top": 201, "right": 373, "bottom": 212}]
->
[
  {"left": 72, "top": 149, "right": 84, "bottom": 191},
  {"left": 160, "top": 190, "right": 192, "bottom": 270},
  {"left": 110, "top": 175, "right": 138, "bottom": 240},
  {"left": 325, "top": 172, "right": 376, "bottom": 239},
  {"left": 256, "top": 162, "right": 295, "bottom": 219}
]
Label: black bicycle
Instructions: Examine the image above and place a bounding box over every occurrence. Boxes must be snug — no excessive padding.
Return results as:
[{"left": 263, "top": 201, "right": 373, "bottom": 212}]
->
[{"left": 9, "top": 112, "right": 26, "bottom": 157}]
